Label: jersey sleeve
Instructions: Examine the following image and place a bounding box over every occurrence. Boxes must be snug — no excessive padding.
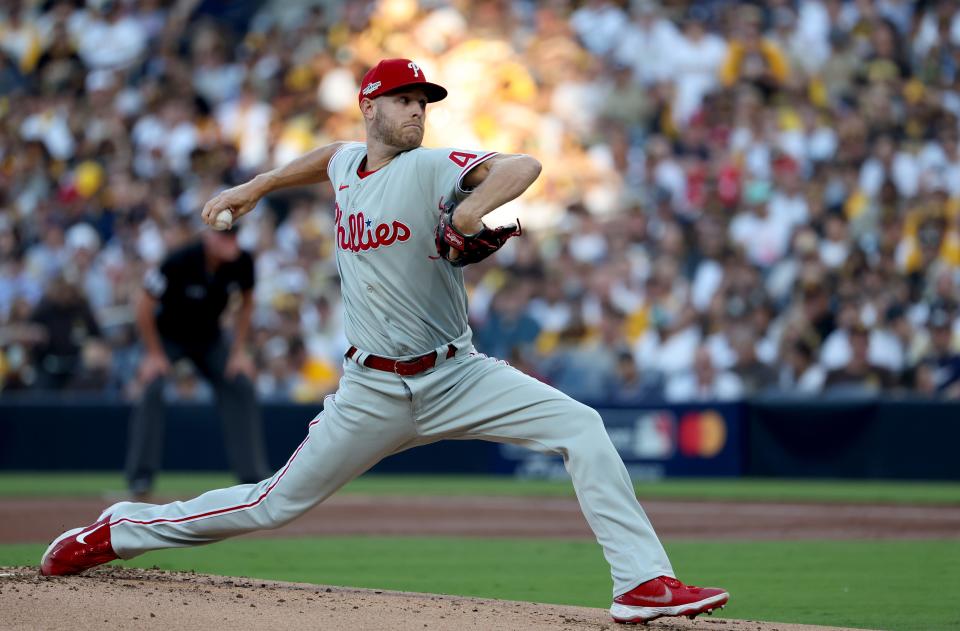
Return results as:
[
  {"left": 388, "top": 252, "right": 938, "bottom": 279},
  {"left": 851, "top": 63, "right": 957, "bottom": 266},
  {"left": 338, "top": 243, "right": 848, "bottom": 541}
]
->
[
  {"left": 143, "top": 257, "right": 175, "bottom": 300},
  {"left": 326, "top": 141, "right": 363, "bottom": 188},
  {"left": 420, "top": 147, "right": 499, "bottom": 203}
]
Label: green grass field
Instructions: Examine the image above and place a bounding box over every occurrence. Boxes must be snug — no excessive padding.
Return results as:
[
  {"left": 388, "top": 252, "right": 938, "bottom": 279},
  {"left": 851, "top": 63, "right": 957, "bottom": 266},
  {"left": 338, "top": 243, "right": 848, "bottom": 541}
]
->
[
  {"left": 2, "top": 473, "right": 959, "bottom": 630},
  {"left": 2, "top": 537, "right": 956, "bottom": 630},
  {"left": 2, "top": 472, "right": 959, "bottom": 504}
]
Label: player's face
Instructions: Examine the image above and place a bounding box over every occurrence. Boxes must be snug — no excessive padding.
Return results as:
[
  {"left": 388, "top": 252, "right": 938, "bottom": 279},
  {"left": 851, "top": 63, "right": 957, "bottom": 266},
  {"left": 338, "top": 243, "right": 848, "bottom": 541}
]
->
[
  {"left": 371, "top": 88, "right": 428, "bottom": 150},
  {"left": 203, "top": 230, "right": 241, "bottom": 263}
]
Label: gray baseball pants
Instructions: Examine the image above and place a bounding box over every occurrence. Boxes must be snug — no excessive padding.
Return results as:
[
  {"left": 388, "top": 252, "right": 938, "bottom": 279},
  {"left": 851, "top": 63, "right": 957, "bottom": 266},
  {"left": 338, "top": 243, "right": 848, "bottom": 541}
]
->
[{"left": 109, "top": 347, "right": 674, "bottom": 596}]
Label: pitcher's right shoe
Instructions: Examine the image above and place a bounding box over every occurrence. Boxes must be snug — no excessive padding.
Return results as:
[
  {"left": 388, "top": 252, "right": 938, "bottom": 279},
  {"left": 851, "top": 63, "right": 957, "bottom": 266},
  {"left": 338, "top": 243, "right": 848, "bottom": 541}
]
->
[
  {"left": 610, "top": 575, "right": 729, "bottom": 624},
  {"left": 39, "top": 503, "right": 128, "bottom": 576}
]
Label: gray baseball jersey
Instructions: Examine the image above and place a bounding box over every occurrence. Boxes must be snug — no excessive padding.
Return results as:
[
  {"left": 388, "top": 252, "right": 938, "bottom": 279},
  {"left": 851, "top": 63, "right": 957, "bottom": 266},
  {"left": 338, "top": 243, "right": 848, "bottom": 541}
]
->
[
  {"left": 327, "top": 142, "right": 496, "bottom": 358},
  {"left": 98, "top": 141, "right": 676, "bottom": 600}
]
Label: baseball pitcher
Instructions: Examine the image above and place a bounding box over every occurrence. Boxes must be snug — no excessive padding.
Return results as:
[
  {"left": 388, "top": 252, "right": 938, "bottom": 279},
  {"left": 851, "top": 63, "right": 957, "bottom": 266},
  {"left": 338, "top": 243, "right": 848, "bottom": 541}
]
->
[{"left": 40, "top": 59, "right": 728, "bottom": 624}]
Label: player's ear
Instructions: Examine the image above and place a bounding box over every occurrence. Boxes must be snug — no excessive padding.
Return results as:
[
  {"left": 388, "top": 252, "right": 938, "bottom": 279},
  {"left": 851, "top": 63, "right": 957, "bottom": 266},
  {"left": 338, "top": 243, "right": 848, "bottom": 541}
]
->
[{"left": 360, "top": 97, "right": 376, "bottom": 121}]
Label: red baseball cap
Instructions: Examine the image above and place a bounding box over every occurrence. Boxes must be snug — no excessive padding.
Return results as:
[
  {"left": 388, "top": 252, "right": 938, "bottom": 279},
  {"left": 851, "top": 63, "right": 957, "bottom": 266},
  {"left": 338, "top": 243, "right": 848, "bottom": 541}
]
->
[{"left": 358, "top": 58, "right": 447, "bottom": 105}]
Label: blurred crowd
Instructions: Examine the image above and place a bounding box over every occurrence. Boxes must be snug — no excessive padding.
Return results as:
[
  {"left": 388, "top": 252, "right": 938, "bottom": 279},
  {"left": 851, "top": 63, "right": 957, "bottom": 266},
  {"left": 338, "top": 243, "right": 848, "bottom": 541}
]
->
[{"left": 3, "top": 0, "right": 960, "bottom": 403}]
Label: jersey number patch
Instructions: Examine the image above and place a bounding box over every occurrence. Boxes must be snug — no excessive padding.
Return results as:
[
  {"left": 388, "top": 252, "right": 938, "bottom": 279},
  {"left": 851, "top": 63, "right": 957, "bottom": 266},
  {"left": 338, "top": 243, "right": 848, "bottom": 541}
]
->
[{"left": 448, "top": 151, "right": 478, "bottom": 168}]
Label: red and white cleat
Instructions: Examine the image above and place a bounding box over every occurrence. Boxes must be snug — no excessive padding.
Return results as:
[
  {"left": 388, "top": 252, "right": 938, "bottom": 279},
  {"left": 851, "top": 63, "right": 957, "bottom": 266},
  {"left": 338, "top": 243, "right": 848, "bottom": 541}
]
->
[
  {"left": 39, "top": 506, "right": 122, "bottom": 576},
  {"left": 610, "top": 576, "right": 729, "bottom": 624}
]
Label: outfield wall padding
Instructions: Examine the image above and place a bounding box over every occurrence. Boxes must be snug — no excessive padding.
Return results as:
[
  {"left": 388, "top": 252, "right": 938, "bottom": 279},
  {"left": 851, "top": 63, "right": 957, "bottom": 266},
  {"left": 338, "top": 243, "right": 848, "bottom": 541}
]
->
[
  {"left": 747, "top": 397, "right": 960, "bottom": 479},
  {"left": 1, "top": 396, "right": 957, "bottom": 479}
]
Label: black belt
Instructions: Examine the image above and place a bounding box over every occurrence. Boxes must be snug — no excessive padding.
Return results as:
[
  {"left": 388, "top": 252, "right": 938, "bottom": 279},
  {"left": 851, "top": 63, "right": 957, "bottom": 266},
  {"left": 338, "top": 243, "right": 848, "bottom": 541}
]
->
[{"left": 346, "top": 345, "right": 457, "bottom": 376}]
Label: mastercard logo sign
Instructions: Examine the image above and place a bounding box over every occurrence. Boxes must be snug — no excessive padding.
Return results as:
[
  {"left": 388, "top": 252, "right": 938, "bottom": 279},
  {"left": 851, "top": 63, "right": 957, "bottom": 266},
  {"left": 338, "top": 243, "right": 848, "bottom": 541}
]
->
[{"left": 678, "top": 410, "right": 727, "bottom": 458}]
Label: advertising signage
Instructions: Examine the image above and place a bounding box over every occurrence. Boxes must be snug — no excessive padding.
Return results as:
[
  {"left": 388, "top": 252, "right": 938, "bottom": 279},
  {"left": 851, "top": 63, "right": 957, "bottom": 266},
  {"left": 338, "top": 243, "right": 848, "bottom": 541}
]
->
[{"left": 496, "top": 403, "right": 744, "bottom": 479}]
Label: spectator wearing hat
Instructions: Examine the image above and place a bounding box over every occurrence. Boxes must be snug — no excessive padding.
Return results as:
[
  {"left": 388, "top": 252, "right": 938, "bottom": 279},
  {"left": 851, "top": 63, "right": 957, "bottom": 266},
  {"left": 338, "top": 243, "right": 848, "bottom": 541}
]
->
[
  {"left": 165, "top": 361, "right": 214, "bottom": 402},
  {"left": 63, "top": 222, "right": 112, "bottom": 313},
  {"left": 669, "top": 6, "right": 727, "bottom": 124},
  {"left": 728, "top": 180, "right": 793, "bottom": 268},
  {"left": 611, "top": 0, "right": 678, "bottom": 86},
  {"left": 569, "top": 0, "right": 628, "bottom": 59},
  {"left": 719, "top": 8, "right": 790, "bottom": 95},
  {"left": 821, "top": 301, "right": 863, "bottom": 369},
  {"left": 824, "top": 323, "right": 898, "bottom": 395},
  {"left": 665, "top": 345, "right": 744, "bottom": 402},
  {"left": 920, "top": 307, "right": 960, "bottom": 396},
  {"left": 256, "top": 335, "right": 299, "bottom": 401},
  {"left": 777, "top": 339, "right": 826, "bottom": 394},
  {"left": 66, "top": 338, "right": 119, "bottom": 394},
  {"left": 74, "top": 0, "right": 146, "bottom": 71},
  {"left": 910, "top": 358, "right": 941, "bottom": 396},
  {"left": 858, "top": 19, "right": 910, "bottom": 88},
  {"left": 474, "top": 280, "right": 541, "bottom": 361},
  {"left": 729, "top": 329, "right": 777, "bottom": 395},
  {"left": 29, "top": 274, "right": 102, "bottom": 390},
  {"left": 606, "top": 347, "right": 663, "bottom": 404},
  {"left": 125, "top": 227, "right": 270, "bottom": 500}
]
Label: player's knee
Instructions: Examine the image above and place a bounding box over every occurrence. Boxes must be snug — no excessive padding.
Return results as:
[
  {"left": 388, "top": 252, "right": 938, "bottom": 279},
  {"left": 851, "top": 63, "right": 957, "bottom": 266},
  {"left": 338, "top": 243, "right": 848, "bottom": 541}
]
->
[
  {"left": 567, "top": 403, "right": 615, "bottom": 454},
  {"left": 570, "top": 402, "right": 604, "bottom": 433},
  {"left": 257, "top": 494, "right": 304, "bottom": 529},
  {"left": 555, "top": 400, "right": 605, "bottom": 438}
]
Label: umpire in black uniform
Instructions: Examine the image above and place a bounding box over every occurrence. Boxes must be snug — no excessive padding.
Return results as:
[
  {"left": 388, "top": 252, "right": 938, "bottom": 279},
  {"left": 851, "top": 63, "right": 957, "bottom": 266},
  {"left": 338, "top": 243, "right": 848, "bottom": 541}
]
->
[{"left": 126, "top": 226, "right": 270, "bottom": 498}]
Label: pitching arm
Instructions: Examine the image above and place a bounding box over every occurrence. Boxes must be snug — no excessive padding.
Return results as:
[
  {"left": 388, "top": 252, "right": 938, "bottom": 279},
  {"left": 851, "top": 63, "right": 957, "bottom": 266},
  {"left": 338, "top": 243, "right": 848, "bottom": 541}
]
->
[
  {"left": 202, "top": 142, "right": 346, "bottom": 227},
  {"left": 451, "top": 153, "right": 541, "bottom": 234}
]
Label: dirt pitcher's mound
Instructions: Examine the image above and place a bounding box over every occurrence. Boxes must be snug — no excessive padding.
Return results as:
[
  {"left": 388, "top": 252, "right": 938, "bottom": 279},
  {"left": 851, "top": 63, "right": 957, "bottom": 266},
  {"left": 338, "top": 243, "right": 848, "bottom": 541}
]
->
[{"left": 2, "top": 566, "right": 864, "bottom": 631}]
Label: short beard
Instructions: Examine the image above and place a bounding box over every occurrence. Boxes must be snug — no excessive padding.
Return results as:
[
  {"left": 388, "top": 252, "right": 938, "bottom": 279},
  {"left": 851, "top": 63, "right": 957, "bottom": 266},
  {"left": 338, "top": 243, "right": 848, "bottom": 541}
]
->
[{"left": 372, "top": 107, "right": 423, "bottom": 150}]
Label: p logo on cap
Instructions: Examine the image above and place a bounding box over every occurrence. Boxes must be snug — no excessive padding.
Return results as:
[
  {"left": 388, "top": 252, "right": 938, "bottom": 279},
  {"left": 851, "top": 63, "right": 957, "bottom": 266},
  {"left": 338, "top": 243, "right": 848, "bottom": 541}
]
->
[{"left": 358, "top": 58, "right": 447, "bottom": 105}]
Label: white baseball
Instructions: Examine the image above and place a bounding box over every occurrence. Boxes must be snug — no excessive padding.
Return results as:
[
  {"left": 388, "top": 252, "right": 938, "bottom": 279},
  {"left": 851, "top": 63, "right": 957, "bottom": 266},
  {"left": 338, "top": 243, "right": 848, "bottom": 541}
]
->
[{"left": 213, "top": 209, "right": 234, "bottom": 231}]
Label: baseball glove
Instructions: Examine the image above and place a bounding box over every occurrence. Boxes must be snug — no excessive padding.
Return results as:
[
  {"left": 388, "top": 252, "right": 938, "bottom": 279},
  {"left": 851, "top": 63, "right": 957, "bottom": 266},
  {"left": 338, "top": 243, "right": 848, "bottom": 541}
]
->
[{"left": 435, "top": 200, "right": 521, "bottom": 267}]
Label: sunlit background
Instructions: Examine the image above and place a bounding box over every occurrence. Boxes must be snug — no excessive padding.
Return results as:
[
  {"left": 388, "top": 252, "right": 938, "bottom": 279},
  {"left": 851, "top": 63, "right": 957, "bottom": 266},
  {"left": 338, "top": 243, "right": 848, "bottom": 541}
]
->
[{"left": 3, "top": 0, "right": 960, "bottom": 405}]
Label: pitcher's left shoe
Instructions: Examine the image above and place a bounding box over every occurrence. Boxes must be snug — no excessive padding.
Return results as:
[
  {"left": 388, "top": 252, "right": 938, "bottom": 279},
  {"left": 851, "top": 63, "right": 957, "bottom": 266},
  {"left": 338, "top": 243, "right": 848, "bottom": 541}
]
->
[
  {"left": 610, "top": 575, "right": 729, "bottom": 624},
  {"left": 39, "top": 503, "right": 126, "bottom": 576}
]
